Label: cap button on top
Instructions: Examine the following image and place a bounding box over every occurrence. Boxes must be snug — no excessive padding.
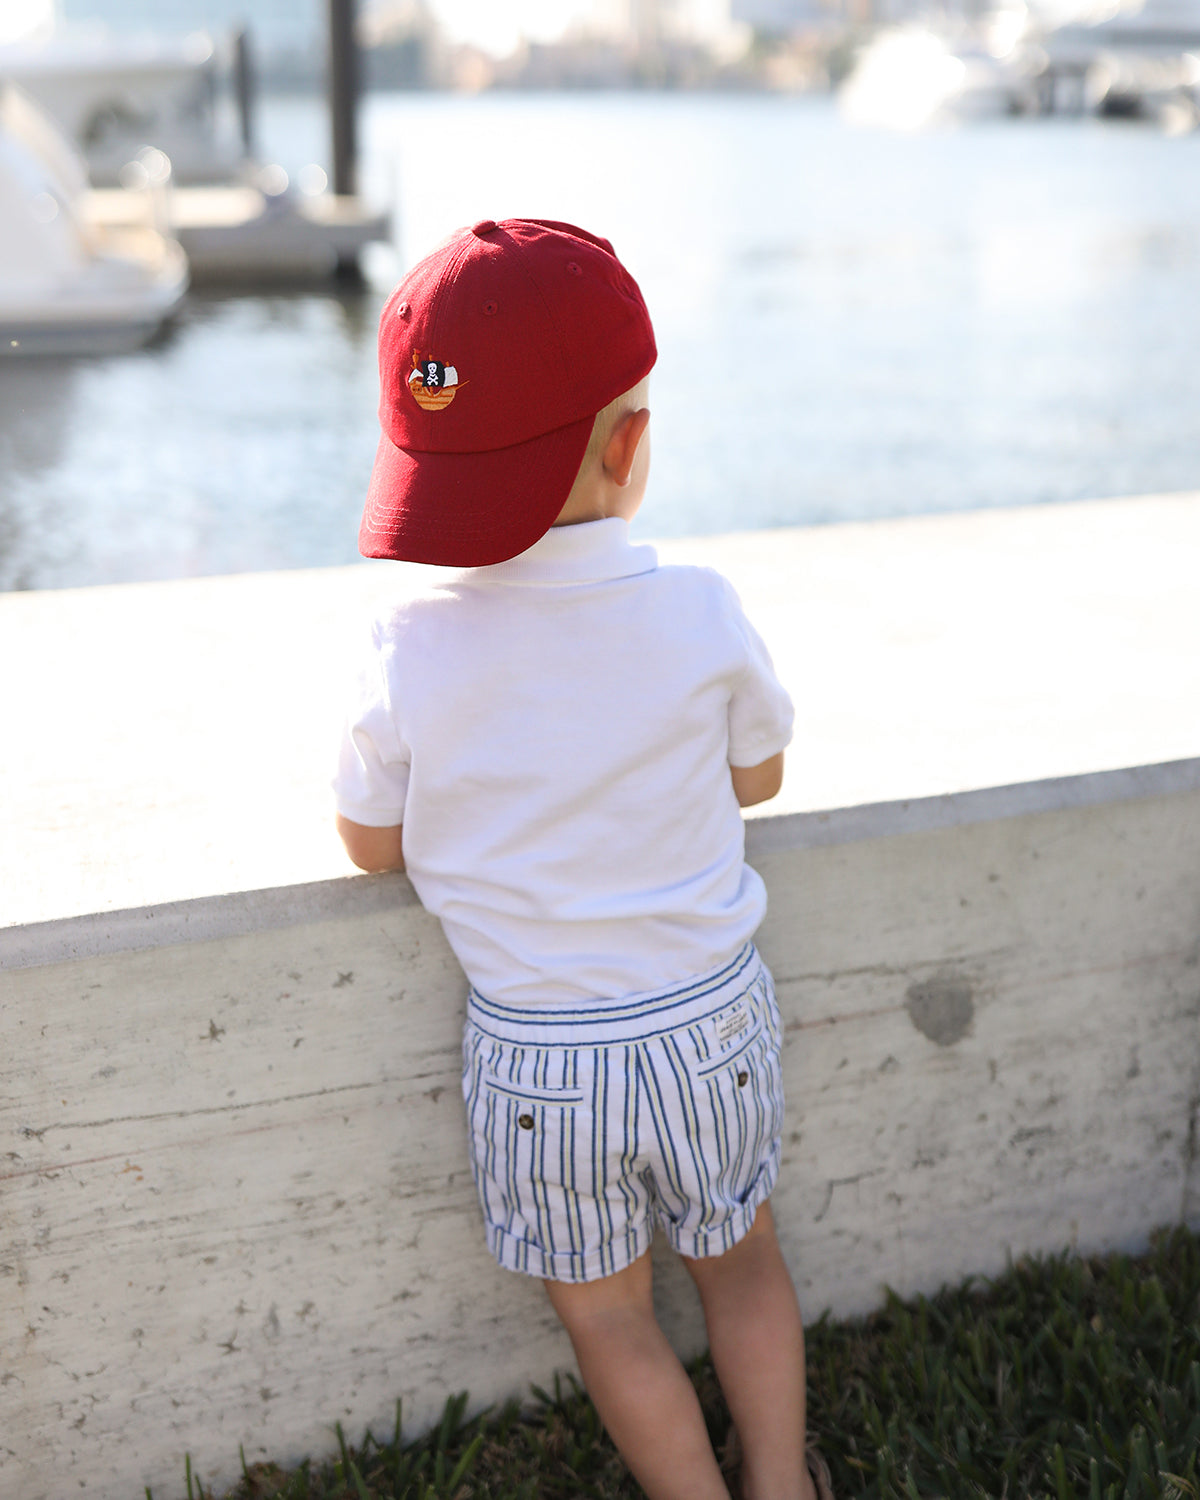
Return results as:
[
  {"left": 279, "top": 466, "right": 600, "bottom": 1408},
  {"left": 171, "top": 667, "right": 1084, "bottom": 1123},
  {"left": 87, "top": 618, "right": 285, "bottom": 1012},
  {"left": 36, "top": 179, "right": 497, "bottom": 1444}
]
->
[{"left": 471, "top": 219, "right": 498, "bottom": 236}]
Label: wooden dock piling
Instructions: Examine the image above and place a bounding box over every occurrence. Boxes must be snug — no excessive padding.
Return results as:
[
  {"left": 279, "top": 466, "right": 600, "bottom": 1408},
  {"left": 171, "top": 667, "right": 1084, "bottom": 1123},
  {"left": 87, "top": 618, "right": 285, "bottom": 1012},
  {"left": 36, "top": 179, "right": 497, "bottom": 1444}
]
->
[
  {"left": 328, "top": 0, "right": 359, "bottom": 200},
  {"left": 232, "top": 25, "right": 256, "bottom": 158}
]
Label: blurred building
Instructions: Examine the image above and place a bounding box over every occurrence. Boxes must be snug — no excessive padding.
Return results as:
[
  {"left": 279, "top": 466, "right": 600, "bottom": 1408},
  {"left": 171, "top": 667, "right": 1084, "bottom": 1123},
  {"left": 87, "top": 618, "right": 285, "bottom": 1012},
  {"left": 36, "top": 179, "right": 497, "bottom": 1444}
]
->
[
  {"left": 47, "top": 0, "right": 842, "bottom": 90},
  {"left": 732, "top": 0, "right": 924, "bottom": 27},
  {"left": 57, "top": 0, "right": 324, "bottom": 85},
  {"left": 589, "top": 0, "right": 748, "bottom": 51},
  {"left": 733, "top": 0, "right": 832, "bottom": 24},
  {"left": 360, "top": 0, "right": 440, "bottom": 88},
  {"left": 730, "top": 0, "right": 846, "bottom": 86},
  {"left": 59, "top": 0, "right": 318, "bottom": 58}
]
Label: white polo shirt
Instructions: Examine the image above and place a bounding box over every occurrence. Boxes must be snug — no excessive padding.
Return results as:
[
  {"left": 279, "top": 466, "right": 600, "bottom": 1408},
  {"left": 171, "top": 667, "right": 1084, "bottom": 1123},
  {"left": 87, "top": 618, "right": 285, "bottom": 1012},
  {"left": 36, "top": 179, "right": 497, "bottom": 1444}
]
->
[{"left": 333, "top": 517, "right": 793, "bottom": 1006}]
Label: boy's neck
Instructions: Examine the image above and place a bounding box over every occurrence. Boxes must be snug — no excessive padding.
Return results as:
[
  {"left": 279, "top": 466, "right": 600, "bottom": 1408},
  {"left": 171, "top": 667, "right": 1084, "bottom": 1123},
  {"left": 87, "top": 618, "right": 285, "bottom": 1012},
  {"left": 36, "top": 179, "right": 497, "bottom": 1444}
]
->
[
  {"left": 552, "top": 405, "right": 651, "bottom": 529},
  {"left": 552, "top": 502, "right": 614, "bottom": 528}
]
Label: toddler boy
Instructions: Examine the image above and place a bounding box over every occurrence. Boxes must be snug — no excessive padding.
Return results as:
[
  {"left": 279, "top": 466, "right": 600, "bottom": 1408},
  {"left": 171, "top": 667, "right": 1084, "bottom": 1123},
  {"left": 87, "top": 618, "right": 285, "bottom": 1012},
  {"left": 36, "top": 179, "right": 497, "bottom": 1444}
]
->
[{"left": 333, "top": 219, "right": 831, "bottom": 1500}]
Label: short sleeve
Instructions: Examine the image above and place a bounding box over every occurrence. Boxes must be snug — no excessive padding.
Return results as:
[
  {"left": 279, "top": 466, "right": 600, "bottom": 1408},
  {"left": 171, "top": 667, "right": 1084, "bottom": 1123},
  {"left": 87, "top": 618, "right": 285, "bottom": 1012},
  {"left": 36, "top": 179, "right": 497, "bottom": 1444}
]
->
[
  {"left": 331, "top": 621, "right": 410, "bottom": 827},
  {"left": 720, "top": 577, "right": 795, "bottom": 768}
]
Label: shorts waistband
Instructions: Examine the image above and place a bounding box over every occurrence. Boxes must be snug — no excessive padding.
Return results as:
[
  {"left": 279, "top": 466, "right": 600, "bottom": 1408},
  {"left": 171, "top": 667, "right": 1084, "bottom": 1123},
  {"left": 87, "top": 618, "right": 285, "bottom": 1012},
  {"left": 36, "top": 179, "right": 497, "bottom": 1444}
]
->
[{"left": 466, "top": 944, "right": 762, "bottom": 1047}]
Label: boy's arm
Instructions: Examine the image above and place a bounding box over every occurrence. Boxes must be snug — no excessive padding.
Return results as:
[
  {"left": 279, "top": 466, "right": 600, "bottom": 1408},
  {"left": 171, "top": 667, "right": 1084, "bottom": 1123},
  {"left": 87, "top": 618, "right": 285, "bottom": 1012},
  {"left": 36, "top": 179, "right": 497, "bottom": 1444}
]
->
[
  {"left": 730, "top": 751, "right": 784, "bottom": 808},
  {"left": 336, "top": 814, "right": 405, "bottom": 873},
  {"left": 717, "top": 574, "right": 792, "bottom": 810}
]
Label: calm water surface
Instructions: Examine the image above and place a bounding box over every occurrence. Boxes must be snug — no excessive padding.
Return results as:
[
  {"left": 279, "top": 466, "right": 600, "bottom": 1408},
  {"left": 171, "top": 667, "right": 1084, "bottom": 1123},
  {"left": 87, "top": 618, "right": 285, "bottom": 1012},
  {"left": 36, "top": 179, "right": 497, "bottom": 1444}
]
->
[{"left": 2, "top": 92, "right": 1199, "bottom": 589}]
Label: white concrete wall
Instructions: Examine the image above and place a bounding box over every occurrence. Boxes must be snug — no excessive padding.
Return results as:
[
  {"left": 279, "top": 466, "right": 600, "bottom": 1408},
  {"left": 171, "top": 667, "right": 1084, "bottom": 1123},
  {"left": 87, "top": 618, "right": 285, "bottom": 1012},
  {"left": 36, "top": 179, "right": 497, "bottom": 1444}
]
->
[
  {"left": 4, "top": 760, "right": 1199, "bottom": 1500},
  {"left": 4, "top": 491, "right": 1199, "bottom": 927},
  {"left": 4, "top": 499, "right": 1200, "bottom": 1498}
]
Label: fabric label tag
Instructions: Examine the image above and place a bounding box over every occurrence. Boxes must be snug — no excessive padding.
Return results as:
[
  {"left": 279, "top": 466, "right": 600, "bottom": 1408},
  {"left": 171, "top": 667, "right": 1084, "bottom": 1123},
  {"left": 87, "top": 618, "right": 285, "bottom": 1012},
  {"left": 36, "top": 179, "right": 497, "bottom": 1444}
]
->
[{"left": 716, "top": 1001, "right": 751, "bottom": 1048}]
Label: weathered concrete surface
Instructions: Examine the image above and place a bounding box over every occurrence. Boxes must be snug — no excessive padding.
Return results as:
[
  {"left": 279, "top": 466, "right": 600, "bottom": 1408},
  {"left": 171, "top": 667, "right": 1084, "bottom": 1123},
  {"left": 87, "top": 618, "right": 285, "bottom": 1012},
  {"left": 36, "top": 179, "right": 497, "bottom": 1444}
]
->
[
  {"left": 3, "top": 769, "right": 1199, "bottom": 1500},
  {"left": 2, "top": 491, "right": 1199, "bottom": 928},
  {"left": 3, "top": 498, "right": 1200, "bottom": 1498}
]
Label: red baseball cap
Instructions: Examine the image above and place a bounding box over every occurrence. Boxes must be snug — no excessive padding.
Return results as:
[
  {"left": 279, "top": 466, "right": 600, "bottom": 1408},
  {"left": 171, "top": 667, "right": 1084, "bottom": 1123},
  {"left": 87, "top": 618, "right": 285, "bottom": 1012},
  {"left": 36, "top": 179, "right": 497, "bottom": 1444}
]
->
[{"left": 360, "top": 218, "right": 657, "bottom": 567}]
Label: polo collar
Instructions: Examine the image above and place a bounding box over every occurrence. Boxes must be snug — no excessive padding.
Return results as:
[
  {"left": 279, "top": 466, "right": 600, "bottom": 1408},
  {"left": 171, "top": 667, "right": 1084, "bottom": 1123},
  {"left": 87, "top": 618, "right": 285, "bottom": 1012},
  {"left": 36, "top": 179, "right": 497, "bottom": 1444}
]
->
[{"left": 473, "top": 517, "right": 658, "bottom": 588}]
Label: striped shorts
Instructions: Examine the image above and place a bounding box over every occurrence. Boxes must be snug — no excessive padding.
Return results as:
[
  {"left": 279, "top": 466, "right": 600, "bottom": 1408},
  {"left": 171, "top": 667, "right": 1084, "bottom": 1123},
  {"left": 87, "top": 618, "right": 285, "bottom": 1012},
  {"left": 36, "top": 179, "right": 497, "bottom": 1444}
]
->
[{"left": 461, "top": 944, "right": 785, "bottom": 1283}]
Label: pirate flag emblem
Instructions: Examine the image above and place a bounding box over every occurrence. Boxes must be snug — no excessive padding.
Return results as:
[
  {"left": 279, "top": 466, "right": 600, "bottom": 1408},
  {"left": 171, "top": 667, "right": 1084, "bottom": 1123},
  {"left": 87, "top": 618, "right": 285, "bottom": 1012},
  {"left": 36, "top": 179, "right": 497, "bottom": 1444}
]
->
[{"left": 408, "top": 351, "right": 462, "bottom": 412}]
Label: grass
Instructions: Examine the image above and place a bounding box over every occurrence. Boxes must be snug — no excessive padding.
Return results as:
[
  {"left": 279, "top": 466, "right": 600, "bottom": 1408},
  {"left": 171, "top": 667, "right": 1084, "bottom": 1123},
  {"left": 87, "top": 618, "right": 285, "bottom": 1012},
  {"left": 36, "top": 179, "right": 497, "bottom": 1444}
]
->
[{"left": 164, "top": 1225, "right": 1200, "bottom": 1500}]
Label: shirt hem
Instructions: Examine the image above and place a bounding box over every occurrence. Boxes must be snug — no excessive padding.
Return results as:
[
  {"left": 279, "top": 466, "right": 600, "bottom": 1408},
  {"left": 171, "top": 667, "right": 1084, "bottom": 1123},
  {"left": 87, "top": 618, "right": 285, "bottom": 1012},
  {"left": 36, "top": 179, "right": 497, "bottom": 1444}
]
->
[
  {"left": 332, "top": 797, "right": 405, "bottom": 828},
  {"left": 728, "top": 729, "right": 794, "bottom": 768}
]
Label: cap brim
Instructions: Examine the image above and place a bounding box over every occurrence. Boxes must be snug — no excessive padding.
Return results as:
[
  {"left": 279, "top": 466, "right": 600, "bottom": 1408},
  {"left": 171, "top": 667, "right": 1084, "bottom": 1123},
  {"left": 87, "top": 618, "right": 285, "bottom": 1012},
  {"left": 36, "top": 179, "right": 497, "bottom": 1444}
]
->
[{"left": 360, "top": 412, "right": 595, "bottom": 567}]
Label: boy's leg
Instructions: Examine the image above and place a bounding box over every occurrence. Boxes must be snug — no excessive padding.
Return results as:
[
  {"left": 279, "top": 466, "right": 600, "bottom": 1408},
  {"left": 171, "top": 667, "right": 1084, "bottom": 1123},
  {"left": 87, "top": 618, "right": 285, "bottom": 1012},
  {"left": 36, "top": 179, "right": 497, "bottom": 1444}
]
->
[
  {"left": 682, "top": 1201, "right": 816, "bottom": 1500},
  {"left": 544, "top": 1249, "right": 731, "bottom": 1500}
]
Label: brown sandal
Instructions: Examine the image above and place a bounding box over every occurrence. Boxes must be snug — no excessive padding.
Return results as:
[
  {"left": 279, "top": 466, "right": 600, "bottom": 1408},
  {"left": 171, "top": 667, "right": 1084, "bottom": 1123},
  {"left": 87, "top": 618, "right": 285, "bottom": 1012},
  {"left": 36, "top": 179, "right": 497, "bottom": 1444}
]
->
[
  {"left": 718, "top": 1426, "right": 742, "bottom": 1492},
  {"left": 805, "top": 1442, "right": 835, "bottom": 1500},
  {"left": 717, "top": 1428, "right": 835, "bottom": 1500}
]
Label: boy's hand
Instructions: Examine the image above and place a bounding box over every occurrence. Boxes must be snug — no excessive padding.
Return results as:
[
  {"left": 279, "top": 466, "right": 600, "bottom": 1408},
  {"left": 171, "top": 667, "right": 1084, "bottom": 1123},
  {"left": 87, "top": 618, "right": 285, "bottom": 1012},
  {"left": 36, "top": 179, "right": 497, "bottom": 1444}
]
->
[
  {"left": 730, "top": 752, "right": 784, "bottom": 808},
  {"left": 336, "top": 815, "right": 405, "bottom": 873}
]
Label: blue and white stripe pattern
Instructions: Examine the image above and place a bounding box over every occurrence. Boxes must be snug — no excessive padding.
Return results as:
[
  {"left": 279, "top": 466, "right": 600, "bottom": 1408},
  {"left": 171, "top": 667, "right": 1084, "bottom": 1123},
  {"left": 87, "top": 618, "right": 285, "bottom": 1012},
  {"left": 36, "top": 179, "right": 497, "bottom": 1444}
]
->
[{"left": 461, "top": 944, "right": 785, "bottom": 1283}]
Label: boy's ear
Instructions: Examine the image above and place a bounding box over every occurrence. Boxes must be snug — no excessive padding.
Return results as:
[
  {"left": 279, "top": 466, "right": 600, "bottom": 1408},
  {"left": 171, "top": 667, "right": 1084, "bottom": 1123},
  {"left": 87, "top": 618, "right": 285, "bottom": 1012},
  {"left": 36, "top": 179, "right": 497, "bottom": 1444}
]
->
[{"left": 602, "top": 407, "right": 650, "bottom": 487}]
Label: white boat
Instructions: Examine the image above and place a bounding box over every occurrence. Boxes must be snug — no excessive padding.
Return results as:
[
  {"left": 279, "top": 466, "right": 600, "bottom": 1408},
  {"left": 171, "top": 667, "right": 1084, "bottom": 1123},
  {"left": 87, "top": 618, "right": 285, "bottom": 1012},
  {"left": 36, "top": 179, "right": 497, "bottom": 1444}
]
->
[
  {"left": 0, "top": 28, "right": 244, "bottom": 186},
  {"left": 1, "top": 21, "right": 391, "bottom": 281},
  {"left": 1036, "top": 0, "right": 1200, "bottom": 124},
  {"left": 0, "top": 83, "right": 188, "bottom": 356},
  {"left": 839, "top": 25, "right": 1038, "bottom": 129}
]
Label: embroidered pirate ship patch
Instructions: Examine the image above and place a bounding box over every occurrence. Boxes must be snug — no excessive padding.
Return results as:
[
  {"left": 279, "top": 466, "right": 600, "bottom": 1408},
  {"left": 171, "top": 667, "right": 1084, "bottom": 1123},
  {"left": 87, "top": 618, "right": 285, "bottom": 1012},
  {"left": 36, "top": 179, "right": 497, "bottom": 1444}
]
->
[{"left": 408, "top": 352, "right": 462, "bottom": 411}]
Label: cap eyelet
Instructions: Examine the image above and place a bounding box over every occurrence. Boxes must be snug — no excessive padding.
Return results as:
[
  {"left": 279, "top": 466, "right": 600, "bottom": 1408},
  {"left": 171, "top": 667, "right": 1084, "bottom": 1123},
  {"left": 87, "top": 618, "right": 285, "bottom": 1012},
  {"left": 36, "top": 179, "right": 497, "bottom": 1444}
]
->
[
  {"left": 565, "top": 261, "right": 582, "bottom": 276},
  {"left": 483, "top": 299, "right": 499, "bottom": 316}
]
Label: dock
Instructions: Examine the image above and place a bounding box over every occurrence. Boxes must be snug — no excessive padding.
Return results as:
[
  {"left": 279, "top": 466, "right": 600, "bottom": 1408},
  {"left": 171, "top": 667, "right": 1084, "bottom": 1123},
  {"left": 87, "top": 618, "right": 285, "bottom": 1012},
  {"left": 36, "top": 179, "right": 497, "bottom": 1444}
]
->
[
  {"left": 84, "top": 184, "right": 391, "bottom": 282},
  {"left": 2, "top": 493, "right": 1199, "bottom": 1499}
]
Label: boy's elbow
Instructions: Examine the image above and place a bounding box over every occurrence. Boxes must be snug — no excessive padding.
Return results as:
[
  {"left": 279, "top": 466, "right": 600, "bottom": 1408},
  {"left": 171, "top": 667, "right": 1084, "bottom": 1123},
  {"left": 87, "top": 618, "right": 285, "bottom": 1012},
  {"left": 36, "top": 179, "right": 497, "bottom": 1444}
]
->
[
  {"left": 348, "top": 848, "right": 406, "bottom": 874},
  {"left": 336, "top": 814, "right": 406, "bottom": 873},
  {"left": 730, "top": 752, "right": 785, "bottom": 808}
]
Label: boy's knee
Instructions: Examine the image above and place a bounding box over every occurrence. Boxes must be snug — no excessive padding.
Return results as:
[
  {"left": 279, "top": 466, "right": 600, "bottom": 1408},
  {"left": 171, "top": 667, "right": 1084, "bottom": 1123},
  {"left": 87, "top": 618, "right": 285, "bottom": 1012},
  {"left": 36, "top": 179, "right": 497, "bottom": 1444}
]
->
[
  {"left": 681, "top": 1201, "right": 780, "bottom": 1289},
  {"left": 543, "top": 1248, "right": 654, "bottom": 1332}
]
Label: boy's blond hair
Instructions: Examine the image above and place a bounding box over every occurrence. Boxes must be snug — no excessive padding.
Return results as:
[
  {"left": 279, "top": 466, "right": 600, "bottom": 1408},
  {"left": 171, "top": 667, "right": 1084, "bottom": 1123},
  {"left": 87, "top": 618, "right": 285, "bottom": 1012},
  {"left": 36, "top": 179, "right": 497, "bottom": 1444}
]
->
[
  {"left": 552, "top": 377, "right": 650, "bottom": 529},
  {"left": 580, "top": 378, "right": 650, "bottom": 472}
]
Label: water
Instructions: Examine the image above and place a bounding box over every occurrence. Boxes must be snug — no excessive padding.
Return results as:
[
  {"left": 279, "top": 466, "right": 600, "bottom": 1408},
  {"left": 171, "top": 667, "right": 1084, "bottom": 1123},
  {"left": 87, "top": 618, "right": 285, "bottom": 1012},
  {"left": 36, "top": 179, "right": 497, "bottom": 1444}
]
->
[{"left": 3, "top": 91, "right": 1200, "bottom": 590}]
